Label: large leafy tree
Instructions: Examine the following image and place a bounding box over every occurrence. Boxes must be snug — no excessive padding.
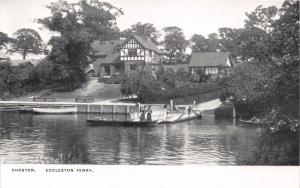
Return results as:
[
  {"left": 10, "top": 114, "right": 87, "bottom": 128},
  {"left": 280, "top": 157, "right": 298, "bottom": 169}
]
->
[
  {"left": 37, "top": 0, "right": 123, "bottom": 89},
  {"left": 122, "top": 22, "right": 160, "bottom": 44},
  {"left": 0, "top": 31, "right": 12, "bottom": 51},
  {"left": 162, "top": 26, "right": 188, "bottom": 62},
  {"left": 190, "top": 34, "right": 208, "bottom": 53},
  {"left": 190, "top": 33, "right": 221, "bottom": 53},
  {"left": 9, "top": 28, "right": 44, "bottom": 60},
  {"left": 222, "top": 0, "right": 299, "bottom": 124},
  {"left": 245, "top": 5, "right": 278, "bottom": 32}
]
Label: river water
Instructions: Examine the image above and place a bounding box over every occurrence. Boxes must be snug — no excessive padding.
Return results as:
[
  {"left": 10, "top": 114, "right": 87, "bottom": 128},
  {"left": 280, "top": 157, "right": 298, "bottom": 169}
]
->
[{"left": 0, "top": 111, "right": 265, "bottom": 165}]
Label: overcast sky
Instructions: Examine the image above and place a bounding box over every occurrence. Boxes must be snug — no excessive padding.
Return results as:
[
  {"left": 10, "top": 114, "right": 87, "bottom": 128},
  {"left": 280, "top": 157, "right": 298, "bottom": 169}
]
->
[{"left": 0, "top": 0, "right": 283, "bottom": 59}]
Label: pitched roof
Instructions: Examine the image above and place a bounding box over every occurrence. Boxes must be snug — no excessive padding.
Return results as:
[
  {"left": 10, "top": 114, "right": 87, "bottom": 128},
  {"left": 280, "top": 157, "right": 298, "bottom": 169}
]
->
[
  {"left": 189, "top": 52, "right": 230, "bottom": 67},
  {"left": 91, "top": 40, "right": 123, "bottom": 74},
  {"left": 126, "top": 35, "right": 162, "bottom": 54},
  {"left": 0, "top": 51, "right": 9, "bottom": 59},
  {"left": 91, "top": 40, "right": 124, "bottom": 56}
]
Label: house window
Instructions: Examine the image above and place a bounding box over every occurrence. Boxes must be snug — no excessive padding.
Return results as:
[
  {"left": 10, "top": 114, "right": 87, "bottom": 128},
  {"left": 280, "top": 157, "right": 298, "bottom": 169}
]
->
[
  {"left": 128, "top": 49, "right": 137, "bottom": 56},
  {"left": 205, "top": 67, "right": 219, "bottom": 75},
  {"left": 191, "top": 68, "right": 195, "bottom": 74},
  {"left": 104, "top": 65, "right": 111, "bottom": 76},
  {"left": 130, "top": 64, "right": 137, "bottom": 71},
  {"left": 151, "top": 51, "right": 155, "bottom": 58}
]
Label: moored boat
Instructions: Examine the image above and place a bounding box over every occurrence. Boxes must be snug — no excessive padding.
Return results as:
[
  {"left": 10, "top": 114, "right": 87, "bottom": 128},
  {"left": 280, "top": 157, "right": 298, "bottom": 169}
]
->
[
  {"left": 239, "top": 119, "right": 270, "bottom": 126},
  {"left": 87, "top": 117, "right": 158, "bottom": 126},
  {"left": 158, "top": 110, "right": 202, "bottom": 124},
  {"left": 32, "top": 107, "right": 77, "bottom": 114}
]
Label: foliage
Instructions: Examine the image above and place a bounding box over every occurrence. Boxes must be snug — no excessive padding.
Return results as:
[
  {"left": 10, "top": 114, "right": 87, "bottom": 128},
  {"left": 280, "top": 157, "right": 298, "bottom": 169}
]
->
[
  {"left": 121, "top": 22, "right": 160, "bottom": 44},
  {"left": 9, "top": 28, "right": 44, "bottom": 60},
  {"left": 0, "top": 31, "right": 12, "bottom": 51},
  {"left": 0, "top": 62, "right": 34, "bottom": 97},
  {"left": 219, "top": 0, "right": 299, "bottom": 131},
  {"left": 214, "top": 103, "right": 233, "bottom": 119},
  {"left": 120, "top": 68, "right": 220, "bottom": 103},
  {"left": 190, "top": 34, "right": 208, "bottom": 53},
  {"left": 162, "top": 26, "right": 188, "bottom": 62},
  {"left": 245, "top": 5, "right": 278, "bottom": 32},
  {"left": 37, "top": 0, "right": 123, "bottom": 90},
  {"left": 190, "top": 33, "right": 222, "bottom": 53},
  {"left": 120, "top": 70, "right": 162, "bottom": 102}
]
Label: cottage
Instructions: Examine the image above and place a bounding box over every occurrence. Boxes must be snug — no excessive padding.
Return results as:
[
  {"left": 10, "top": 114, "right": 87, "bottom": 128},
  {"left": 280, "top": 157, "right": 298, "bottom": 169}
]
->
[
  {"left": 189, "top": 52, "right": 231, "bottom": 79},
  {"left": 92, "top": 35, "right": 163, "bottom": 77}
]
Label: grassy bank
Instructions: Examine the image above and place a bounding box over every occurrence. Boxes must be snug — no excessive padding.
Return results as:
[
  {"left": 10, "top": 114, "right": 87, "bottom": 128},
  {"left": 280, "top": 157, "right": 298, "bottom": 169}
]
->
[{"left": 12, "top": 80, "right": 122, "bottom": 102}]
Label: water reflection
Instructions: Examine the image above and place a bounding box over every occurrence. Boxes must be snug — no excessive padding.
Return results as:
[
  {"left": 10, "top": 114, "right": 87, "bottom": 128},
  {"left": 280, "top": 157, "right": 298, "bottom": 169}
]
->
[{"left": 0, "top": 111, "right": 265, "bottom": 165}]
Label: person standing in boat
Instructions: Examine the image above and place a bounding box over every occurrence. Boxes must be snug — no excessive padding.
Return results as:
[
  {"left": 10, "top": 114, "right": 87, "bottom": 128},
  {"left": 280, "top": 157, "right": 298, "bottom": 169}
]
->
[
  {"left": 147, "top": 106, "right": 152, "bottom": 121},
  {"left": 187, "top": 106, "right": 192, "bottom": 117},
  {"left": 140, "top": 106, "right": 146, "bottom": 121}
]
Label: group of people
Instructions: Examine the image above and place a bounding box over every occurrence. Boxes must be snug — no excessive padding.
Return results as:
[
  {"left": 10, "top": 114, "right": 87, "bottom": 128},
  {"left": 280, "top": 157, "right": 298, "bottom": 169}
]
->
[{"left": 140, "top": 106, "right": 152, "bottom": 121}]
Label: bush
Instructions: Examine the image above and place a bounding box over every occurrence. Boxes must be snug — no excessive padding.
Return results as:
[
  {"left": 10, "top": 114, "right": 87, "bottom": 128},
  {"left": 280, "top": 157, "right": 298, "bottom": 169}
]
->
[
  {"left": 214, "top": 103, "right": 233, "bottom": 119},
  {"left": 0, "top": 62, "right": 25, "bottom": 97}
]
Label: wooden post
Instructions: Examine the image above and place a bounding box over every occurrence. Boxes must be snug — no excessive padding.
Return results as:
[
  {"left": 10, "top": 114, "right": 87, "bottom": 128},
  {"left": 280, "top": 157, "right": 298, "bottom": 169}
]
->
[
  {"left": 87, "top": 104, "right": 90, "bottom": 113},
  {"left": 100, "top": 105, "right": 103, "bottom": 114},
  {"left": 193, "top": 100, "right": 196, "bottom": 107},
  {"left": 170, "top": 100, "right": 173, "bottom": 113},
  {"left": 233, "top": 105, "right": 236, "bottom": 119},
  {"left": 126, "top": 105, "right": 130, "bottom": 114},
  {"left": 137, "top": 103, "right": 141, "bottom": 120},
  {"left": 112, "top": 105, "right": 115, "bottom": 114}
]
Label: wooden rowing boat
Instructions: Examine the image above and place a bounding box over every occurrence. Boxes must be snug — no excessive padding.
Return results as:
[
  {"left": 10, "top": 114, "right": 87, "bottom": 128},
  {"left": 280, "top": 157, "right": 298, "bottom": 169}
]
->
[
  {"left": 32, "top": 107, "right": 77, "bottom": 114},
  {"left": 239, "top": 119, "right": 269, "bottom": 126},
  {"left": 87, "top": 118, "right": 158, "bottom": 126},
  {"left": 158, "top": 113, "right": 202, "bottom": 124}
]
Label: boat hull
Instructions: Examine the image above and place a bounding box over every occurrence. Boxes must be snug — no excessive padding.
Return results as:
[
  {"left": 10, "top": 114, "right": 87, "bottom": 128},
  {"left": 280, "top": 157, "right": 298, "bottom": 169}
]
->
[
  {"left": 239, "top": 119, "right": 269, "bottom": 126},
  {"left": 87, "top": 118, "right": 158, "bottom": 126},
  {"left": 158, "top": 113, "right": 202, "bottom": 124},
  {"left": 32, "top": 107, "right": 77, "bottom": 114}
]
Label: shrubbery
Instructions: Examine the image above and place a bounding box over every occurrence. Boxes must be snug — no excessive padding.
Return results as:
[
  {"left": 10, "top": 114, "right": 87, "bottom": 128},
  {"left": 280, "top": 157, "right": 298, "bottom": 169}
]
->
[
  {"left": 214, "top": 103, "right": 233, "bottom": 119},
  {"left": 120, "top": 68, "right": 220, "bottom": 103},
  {"left": 0, "top": 62, "right": 35, "bottom": 97}
]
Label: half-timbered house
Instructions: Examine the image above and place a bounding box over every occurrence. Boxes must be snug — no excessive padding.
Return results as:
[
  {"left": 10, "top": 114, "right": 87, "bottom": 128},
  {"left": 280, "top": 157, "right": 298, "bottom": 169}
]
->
[
  {"left": 189, "top": 52, "right": 231, "bottom": 79},
  {"left": 92, "top": 35, "right": 163, "bottom": 77}
]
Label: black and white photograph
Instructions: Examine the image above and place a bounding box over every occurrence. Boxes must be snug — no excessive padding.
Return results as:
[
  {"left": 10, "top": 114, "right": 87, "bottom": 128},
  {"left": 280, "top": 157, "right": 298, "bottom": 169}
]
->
[{"left": 0, "top": 0, "right": 299, "bottom": 186}]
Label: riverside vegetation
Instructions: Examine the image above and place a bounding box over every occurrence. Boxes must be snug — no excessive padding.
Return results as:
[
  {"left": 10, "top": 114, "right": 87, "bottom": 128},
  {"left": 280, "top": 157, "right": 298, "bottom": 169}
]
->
[{"left": 0, "top": 0, "right": 298, "bottom": 164}]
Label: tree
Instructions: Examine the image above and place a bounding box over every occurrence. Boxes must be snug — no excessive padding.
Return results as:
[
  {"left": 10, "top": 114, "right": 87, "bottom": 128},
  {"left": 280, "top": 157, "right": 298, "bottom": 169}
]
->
[
  {"left": 271, "top": 0, "right": 299, "bottom": 57},
  {"left": 10, "top": 28, "right": 44, "bottom": 60},
  {"left": 207, "top": 33, "right": 221, "bottom": 52},
  {"left": 37, "top": 0, "right": 123, "bottom": 89},
  {"left": 0, "top": 62, "right": 24, "bottom": 96},
  {"left": 190, "top": 33, "right": 221, "bottom": 53},
  {"left": 245, "top": 5, "right": 278, "bottom": 32},
  {"left": 162, "top": 26, "right": 188, "bottom": 63},
  {"left": 0, "top": 31, "right": 12, "bottom": 51},
  {"left": 221, "top": 0, "right": 299, "bottom": 125},
  {"left": 120, "top": 70, "right": 162, "bottom": 102},
  {"left": 190, "top": 34, "right": 208, "bottom": 53},
  {"left": 219, "top": 27, "right": 243, "bottom": 62},
  {"left": 122, "top": 22, "right": 160, "bottom": 44}
]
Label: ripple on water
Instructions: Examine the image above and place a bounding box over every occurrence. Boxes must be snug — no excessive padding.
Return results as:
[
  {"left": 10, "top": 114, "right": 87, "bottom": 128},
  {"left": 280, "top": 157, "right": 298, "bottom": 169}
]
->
[{"left": 0, "top": 112, "right": 263, "bottom": 165}]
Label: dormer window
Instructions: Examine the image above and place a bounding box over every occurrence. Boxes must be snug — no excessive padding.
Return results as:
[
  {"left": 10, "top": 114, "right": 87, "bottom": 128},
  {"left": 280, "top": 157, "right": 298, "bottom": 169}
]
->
[{"left": 128, "top": 49, "right": 137, "bottom": 56}]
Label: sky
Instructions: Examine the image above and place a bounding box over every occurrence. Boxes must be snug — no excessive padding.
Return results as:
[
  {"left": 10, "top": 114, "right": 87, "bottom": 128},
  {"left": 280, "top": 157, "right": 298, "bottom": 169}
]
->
[{"left": 0, "top": 0, "right": 283, "bottom": 59}]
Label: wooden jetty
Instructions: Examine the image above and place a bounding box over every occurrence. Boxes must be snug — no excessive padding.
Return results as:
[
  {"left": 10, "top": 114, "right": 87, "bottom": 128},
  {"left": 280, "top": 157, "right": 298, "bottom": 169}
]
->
[{"left": 0, "top": 100, "right": 138, "bottom": 114}]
